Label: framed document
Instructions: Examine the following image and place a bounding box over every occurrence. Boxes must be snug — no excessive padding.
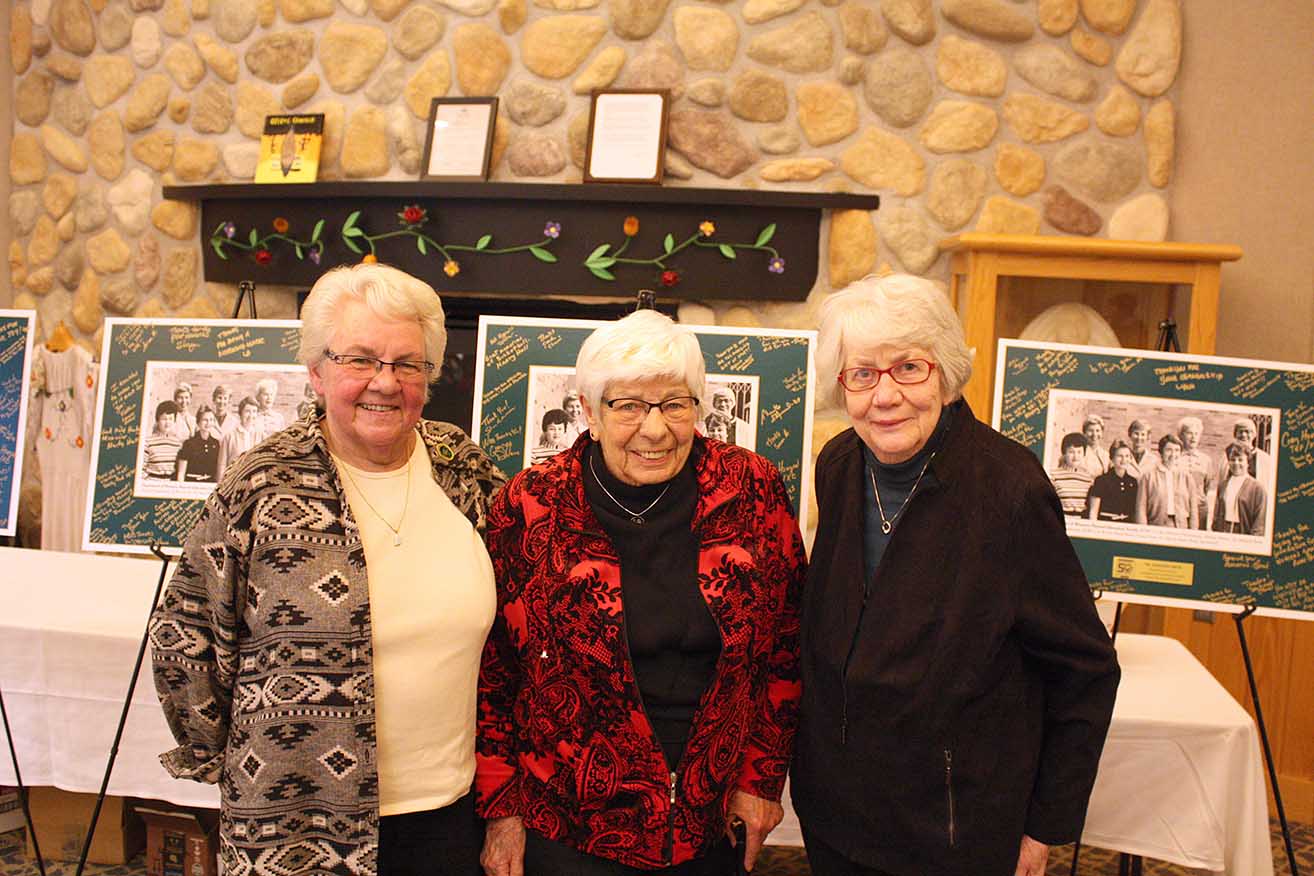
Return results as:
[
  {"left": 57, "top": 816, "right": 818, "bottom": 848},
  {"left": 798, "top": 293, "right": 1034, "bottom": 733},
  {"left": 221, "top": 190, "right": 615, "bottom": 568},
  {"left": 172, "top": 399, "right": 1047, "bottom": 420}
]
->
[
  {"left": 422, "top": 97, "right": 498, "bottom": 181},
  {"left": 584, "top": 90, "right": 670, "bottom": 184}
]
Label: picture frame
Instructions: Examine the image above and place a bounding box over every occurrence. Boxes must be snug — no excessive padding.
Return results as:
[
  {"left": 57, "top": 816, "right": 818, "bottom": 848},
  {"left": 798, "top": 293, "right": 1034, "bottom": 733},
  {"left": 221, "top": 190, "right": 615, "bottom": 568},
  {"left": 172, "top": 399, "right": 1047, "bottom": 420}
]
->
[
  {"left": 0, "top": 310, "right": 36, "bottom": 537},
  {"left": 993, "top": 338, "right": 1314, "bottom": 620},
  {"left": 421, "top": 97, "right": 499, "bottom": 181},
  {"left": 584, "top": 90, "right": 670, "bottom": 185},
  {"left": 84, "top": 318, "right": 304, "bottom": 556}
]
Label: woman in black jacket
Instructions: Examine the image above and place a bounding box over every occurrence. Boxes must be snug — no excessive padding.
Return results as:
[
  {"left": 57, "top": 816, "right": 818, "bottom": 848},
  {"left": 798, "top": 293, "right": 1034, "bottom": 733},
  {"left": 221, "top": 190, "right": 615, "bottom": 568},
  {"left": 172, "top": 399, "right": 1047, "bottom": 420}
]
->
[{"left": 793, "top": 273, "right": 1120, "bottom": 876}]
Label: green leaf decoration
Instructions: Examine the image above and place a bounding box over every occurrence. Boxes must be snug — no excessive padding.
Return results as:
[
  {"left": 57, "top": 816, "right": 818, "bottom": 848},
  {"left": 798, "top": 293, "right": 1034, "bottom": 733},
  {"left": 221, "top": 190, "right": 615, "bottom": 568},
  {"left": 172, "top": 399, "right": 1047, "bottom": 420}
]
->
[
  {"left": 476, "top": 234, "right": 492, "bottom": 250},
  {"left": 592, "top": 257, "right": 617, "bottom": 269},
  {"left": 312, "top": 219, "right": 324, "bottom": 243},
  {"left": 588, "top": 243, "right": 611, "bottom": 261},
  {"left": 664, "top": 233, "right": 675, "bottom": 254},
  {"left": 212, "top": 222, "right": 227, "bottom": 236},
  {"left": 248, "top": 229, "right": 259, "bottom": 246},
  {"left": 755, "top": 223, "right": 776, "bottom": 247},
  {"left": 588, "top": 266, "right": 616, "bottom": 280},
  {"left": 417, "top": 237, "right": 427, "bottom": 255},
  {"left": 719, "top": 244, "right": 736, "bottom": 260},
  {"left": 344, "top": 210, "right": 360, "bottom": 231},
  {"left": 294, "top": 245, "right": 303, "bottom": 260},
  {"left": 342, "top": 235, "right": 363, "bottom": 255},
  {"left": 344, "top": 226, "right": 364, "bottom": 238},
  {"left": 529, "top": 246, "right": 557, "bottom": 263},
  {"left": 211, "top": 239, "right": 227, "bottom": 260}
]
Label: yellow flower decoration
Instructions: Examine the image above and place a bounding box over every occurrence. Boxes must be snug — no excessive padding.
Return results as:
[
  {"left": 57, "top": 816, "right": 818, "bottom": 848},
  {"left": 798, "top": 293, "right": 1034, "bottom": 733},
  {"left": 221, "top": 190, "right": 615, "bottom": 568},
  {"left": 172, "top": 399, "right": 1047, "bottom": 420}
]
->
[
  {"left": 273, "top": 217, "right": 290, "bottom": 233},
  {"left": 623, "top": 216, "right": 640, "bottom": 237},
  {"left": 699, "top": 220, "right": 715, "bottom": 237},
  {"left": 443, "top": 259, "right": 461, "bottom": 277}
]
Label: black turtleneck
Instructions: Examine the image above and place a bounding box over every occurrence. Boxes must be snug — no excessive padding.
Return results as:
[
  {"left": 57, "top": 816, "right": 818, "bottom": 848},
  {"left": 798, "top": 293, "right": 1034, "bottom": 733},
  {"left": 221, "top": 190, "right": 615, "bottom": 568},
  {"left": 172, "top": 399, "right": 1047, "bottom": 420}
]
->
[
  {"left": 582, "top": 443, "right": 721, "bottom": 769},
  {"left": 861, "top": 402, "right": 956, "bottom": 588}
]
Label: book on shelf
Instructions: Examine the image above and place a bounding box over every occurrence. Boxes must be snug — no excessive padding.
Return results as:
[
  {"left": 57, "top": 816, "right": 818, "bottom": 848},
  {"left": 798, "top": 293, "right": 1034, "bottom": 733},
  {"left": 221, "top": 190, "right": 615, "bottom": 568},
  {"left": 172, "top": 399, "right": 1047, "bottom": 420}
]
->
[{"left": 254, "top": 113, "right": 325, "bottom": 184}]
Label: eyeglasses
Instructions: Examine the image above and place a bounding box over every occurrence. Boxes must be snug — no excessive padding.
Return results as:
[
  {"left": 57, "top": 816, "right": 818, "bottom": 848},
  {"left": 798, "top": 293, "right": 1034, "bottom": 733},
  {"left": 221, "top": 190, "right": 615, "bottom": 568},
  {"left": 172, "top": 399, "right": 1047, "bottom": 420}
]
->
[
  {"left": 602, "top": 396, "right": 700, "bottom": 425},
  {"left": 837, "top": 360, "right": 936, "bottom": 392},
  {"left": 325, "top": 350, "right": 436, "bottom": 381}
]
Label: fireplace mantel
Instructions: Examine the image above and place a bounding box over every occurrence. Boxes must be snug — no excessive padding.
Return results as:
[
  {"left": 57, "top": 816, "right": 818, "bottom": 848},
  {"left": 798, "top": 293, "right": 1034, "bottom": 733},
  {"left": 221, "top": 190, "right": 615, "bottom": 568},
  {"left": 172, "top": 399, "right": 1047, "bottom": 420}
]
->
[{"left": 163, "top": 181, "right": 879, "bottom": 301}]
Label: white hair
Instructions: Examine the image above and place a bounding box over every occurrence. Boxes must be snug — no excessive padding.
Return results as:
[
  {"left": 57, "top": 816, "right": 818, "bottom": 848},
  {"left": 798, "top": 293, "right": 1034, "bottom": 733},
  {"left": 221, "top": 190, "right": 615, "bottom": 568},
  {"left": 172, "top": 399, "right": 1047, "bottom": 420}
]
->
[
  {"left": 815, "top": 273, "right": 974, "bottom": 409},
  {"left": 297, "top": 262, "right": 447, "bottom": 382},
  {"left": 1177, "top": 416, "right": 1203, "bottom": 434},
  {"left": 574, "top": 310, "right": 706, "bottom": 412},
  {"left": 255, "top": 377, "right": 278, "bottom": 396}
]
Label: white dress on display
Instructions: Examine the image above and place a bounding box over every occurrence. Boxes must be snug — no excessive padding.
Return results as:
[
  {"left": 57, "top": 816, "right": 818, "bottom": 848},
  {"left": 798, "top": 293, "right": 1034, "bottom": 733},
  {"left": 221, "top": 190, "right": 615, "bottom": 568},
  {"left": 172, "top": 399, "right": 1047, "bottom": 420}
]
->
[{"left": 30, "top": 345, "right": 96, "bottom": 552}]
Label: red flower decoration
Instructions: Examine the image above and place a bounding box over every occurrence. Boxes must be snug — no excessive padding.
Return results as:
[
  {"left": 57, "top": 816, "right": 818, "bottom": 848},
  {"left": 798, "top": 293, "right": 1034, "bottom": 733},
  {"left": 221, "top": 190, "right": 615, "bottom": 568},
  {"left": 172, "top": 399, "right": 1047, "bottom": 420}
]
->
[
  {"left": 76, "top": 436, "right": 84, "bottom": 448},
  {"left": 254, "top": 249, "right": 273, "bottom": 265},
  {"left": 401, "top": 205, "right": 426, "bottom": 224},
  {"left": 660, "top": 270, "right": 680, "bottom": 287}
]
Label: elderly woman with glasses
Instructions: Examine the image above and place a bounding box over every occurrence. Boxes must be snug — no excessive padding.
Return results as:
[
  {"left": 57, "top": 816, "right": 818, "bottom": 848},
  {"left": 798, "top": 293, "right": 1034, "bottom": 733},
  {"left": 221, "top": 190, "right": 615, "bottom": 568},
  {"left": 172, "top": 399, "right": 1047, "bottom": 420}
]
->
[
  {"left": 477, "top": 309, "right": 806, "bottom": 876},
  {"left": 151, "top": 263, "right": 506, "bottom": 876},
  {"left": 793, "top": 274, "right": 1119, "bottom": 876}
]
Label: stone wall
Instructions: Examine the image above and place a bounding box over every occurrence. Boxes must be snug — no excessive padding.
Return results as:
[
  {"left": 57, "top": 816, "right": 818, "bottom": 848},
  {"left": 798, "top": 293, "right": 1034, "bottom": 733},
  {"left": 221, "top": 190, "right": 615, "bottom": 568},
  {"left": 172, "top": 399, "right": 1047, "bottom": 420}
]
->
[{"left": 7, "top": 0, "right": 1181, "bottom": 357}]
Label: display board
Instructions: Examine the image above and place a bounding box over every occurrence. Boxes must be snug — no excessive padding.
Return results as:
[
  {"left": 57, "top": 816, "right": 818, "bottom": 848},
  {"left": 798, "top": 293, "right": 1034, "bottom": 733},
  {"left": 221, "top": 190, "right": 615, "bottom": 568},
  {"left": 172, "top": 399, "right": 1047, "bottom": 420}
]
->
[
  {"left": 472, "top": 316, "right": 816, "bottom": 515},
  {"left": 85, "top": 318, "right": 303, "bottom": 555},
  {"left": 993, "top": 339, "right": 1314, "bottom": 619},
  {"left": 0, "top": 310, "right": 36, "bottom": 537}
]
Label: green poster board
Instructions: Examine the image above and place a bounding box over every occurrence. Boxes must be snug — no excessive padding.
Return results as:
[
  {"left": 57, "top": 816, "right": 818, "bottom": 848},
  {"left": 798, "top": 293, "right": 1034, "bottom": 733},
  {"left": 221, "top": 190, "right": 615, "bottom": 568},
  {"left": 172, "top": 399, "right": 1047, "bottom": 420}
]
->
[
  {"left": 0, "top": 310, "right": 36, "bottom": 537},
  {"left": 993, "top": 339, "right": 1314, "bottom": 619},
  {"left": 85, "top": 318, "right": 304, "bottom": 555},
  {"left": 473, "top": 316, "right": 816, "bottom": 515}
]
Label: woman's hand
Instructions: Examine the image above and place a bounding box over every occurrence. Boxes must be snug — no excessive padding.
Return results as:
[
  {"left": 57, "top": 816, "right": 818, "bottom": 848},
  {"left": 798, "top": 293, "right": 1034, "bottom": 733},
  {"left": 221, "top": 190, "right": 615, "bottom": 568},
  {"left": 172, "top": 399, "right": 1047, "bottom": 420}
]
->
[
  {"left": 726, "top": 790, "right": 783, "bottom": 873},
  {"left": 480, "top": 816, "right": 526, "bottom": 876},
  {"left": 1014, "top": 834, "right": 1049, "bottom": 876}
]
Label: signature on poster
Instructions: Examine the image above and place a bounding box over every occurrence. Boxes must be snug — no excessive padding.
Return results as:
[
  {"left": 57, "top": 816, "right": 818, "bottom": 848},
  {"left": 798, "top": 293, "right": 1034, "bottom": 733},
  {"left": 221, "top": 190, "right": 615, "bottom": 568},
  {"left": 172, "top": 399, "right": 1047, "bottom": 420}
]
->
[
  {"left": 714, "top": 338, "right": 754, "bottom": 372},
  {"left": 1034, "top": 349, "right": 1078, "bottom": 378},
  {"left": 761, "top": 395, "right": 801, "bottom": 424},
  {"left": 96, "top": 463, "right": 134, "bottom": 490},
  {"left": 1087, "top": 356, "right": 1141, "bottom": 375},
  {"left": 171, "top": 325, "right": 211, "bottom": 353},
  {"left": 537, "top": 329, "right": 562, "bottom": 351},
  {"left": 217, "top": 327, "right": 267, "bottom": 358},
  {"left": 1272, "top": 523, "right": 1314, "bottom": 567},
  {"left": 1231, "top": 368, "right": 1282, "bottom": 399},
  {"left": 116, "top": 324, "right": 156, "bottom": 354},
  {"left": 109, "top": 371, "right": 144, "bottom": 422},
  {"left": 783, "top": 367, "right": 807, "bottom": 393}
]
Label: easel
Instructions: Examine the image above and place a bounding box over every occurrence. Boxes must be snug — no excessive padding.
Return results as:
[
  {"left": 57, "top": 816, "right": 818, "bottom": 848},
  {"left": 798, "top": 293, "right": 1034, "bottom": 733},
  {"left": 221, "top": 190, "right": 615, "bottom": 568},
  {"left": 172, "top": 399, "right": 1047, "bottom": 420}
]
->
[
  {"left": 72, "top": 544, "right": 174, "bottom": 876},
  {"left": 1071, "top": 316, "right": 1299, "bottom": 876},
  {"left": 231, "top": 280, "right": 258, "bottom": 319},
  {"left": 1, "top": 684, "right": 47, "bottom": 876}
]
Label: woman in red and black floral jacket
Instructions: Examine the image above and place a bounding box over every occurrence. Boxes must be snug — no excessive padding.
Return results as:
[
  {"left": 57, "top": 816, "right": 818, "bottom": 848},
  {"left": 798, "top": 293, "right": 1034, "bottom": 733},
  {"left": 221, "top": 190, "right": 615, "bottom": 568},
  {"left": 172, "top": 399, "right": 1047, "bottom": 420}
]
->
[{"left": 476, "top": 310, "right": 807, "bottom": 876}]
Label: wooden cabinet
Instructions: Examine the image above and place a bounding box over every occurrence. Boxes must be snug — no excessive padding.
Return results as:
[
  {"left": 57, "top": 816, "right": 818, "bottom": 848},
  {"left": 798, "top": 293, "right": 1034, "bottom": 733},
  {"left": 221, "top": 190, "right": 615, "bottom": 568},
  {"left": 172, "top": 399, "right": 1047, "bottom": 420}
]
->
[{"left": 941, "top": 233, "right": 1242, "bottom": 415}]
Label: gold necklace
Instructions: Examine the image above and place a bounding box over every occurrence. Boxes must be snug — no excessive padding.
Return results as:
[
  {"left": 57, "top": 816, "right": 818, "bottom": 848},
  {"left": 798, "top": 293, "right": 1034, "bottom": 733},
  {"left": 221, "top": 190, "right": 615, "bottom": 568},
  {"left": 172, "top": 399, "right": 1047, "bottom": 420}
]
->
[
  {"left": 870, "top": 454, "right": 934, "bottom": 535},
  {"left": 339, "top": 453, "right": 412, "bottom": 547},
  {"left": 588, "top": 455, "right": 671, "bottom": 525}
]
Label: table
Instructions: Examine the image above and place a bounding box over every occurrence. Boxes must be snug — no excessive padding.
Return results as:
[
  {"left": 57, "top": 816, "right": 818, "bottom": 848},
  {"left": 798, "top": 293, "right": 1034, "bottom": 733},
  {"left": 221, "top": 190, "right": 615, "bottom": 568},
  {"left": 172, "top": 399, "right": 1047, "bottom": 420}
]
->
[
  {"left": 0, "top": 550, "right": 1275, "bottom": 874},
  {"left": 941, "top": 233, "right": 1241, "bottom": 415},
  {"left": 776, "top": 633, "right": 1273, "bottom": 876},
  {"left": 0, "top": 547, "right": 219, "bottom": 809}
]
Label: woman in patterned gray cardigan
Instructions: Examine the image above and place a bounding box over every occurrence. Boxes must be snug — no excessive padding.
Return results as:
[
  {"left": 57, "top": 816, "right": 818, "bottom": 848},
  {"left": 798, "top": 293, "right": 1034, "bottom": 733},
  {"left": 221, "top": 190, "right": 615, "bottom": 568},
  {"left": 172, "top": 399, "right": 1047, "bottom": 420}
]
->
[{"left": 150, "top": 263, "right": 506, "bottom": 876}]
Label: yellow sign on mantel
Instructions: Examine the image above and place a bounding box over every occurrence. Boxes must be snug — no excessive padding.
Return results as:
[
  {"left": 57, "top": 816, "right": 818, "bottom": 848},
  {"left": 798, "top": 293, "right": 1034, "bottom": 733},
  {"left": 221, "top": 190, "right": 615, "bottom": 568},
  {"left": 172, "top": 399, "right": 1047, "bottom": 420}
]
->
[{"left": 1111, "top": 556, "right": 1194, "bottom": 587}]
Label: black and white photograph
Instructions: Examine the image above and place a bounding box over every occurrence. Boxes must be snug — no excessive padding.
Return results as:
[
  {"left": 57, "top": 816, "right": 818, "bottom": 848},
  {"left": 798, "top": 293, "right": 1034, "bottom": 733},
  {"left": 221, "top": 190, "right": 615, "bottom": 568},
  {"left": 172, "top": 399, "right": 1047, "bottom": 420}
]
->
[
  {"left": 1043, "top": 388, "right": 1278, "bottom": 554},
  {"left": 133, "top": 361, "right": 309, "bottom": 499},
  {"left": 523, "top": 366, "right": 760, "bottom": 470}
]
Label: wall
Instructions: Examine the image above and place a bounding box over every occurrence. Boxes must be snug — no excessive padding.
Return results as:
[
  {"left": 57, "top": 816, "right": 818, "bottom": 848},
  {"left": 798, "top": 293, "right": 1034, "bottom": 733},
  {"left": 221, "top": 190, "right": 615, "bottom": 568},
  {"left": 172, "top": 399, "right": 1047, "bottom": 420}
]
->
[{"left": 1160, "top": 0, "right": 1314, "bottom": 825}]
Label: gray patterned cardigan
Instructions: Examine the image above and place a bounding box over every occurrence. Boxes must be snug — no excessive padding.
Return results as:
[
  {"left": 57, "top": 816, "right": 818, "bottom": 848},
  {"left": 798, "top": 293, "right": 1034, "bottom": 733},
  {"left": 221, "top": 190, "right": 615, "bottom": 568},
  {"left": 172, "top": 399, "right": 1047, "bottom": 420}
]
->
[{"left": 150, "top": 414, "right": 506, "bottom": 876}]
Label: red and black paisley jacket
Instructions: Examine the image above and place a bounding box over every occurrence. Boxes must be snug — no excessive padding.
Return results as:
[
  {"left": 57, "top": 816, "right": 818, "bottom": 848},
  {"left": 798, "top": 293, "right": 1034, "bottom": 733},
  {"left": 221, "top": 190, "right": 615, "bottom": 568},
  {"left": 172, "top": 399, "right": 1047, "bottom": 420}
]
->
[{"left": 475, "top": 435, "right": 807, "bottom": 869}]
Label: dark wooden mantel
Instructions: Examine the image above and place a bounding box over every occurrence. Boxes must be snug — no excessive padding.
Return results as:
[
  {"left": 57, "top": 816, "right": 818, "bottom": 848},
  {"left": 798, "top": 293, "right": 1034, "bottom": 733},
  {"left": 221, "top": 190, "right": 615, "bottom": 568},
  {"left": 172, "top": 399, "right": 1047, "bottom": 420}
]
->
[{"left": 163, "top": 181, "right": 879, "bottom": 301}]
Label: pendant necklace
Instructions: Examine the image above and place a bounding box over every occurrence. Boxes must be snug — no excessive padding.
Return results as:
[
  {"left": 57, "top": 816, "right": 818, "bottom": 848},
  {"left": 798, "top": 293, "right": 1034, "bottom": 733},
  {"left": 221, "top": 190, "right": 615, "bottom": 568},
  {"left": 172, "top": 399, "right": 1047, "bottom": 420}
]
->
[
  {"left": 870, "top": 454, "right": 934, "bottom": 535},
  {"left": 340, "top": 453, "right": 412, "bottom": 546},
  {"left": 589, "top": 455, "right": 670, "bottom": 525}
]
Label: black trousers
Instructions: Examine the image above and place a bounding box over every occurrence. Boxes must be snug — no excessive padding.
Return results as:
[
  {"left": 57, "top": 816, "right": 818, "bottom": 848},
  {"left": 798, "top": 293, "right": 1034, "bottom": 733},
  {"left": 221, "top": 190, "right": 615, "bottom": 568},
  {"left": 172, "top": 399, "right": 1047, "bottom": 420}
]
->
[
  {"left": 377, "top": 792, "right": 482, "bottom": 876},
  {"left": 524, "top": 829, "right": 741, "bottom": 876},
  {"left": 801, "top": 827, "right": 898, "bottom": 876}
]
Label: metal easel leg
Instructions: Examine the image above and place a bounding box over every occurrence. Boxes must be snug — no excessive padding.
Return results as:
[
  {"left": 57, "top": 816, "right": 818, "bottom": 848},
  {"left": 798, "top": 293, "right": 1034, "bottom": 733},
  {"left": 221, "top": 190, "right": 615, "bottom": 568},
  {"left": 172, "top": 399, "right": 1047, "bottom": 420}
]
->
[
  {"left": 1233, "top": 605, "right": 1300, "bottom": 876},
  {"left": 74, "top": 545, "right": 173, "bottom": 876},
  {"left": 0, "top": 685, "right": 47, "bottom": 876}
]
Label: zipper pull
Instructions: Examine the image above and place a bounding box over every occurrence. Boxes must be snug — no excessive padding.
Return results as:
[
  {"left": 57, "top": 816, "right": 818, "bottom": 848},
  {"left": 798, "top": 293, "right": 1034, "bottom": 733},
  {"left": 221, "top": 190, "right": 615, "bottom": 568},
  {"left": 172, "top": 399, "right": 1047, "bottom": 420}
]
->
[{"left": 669, "top": 771, "right": 677, "bottom": 804}]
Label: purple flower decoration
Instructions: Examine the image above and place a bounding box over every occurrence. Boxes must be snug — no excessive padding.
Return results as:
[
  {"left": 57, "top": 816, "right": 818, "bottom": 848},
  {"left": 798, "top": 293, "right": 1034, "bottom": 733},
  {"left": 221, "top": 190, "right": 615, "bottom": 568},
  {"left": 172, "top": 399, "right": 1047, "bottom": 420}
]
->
[
  {"left": 309, "top": 249, "right": 321, "bottom": 265},
  {"left": 768, "top": 256, "right": 786, "bottom": 274},
  {"left": 223, "top": 222, "right": 237, "bottom": 239},
  {"left": 544, "top": 221, "right": 561, "bottom": 239}
]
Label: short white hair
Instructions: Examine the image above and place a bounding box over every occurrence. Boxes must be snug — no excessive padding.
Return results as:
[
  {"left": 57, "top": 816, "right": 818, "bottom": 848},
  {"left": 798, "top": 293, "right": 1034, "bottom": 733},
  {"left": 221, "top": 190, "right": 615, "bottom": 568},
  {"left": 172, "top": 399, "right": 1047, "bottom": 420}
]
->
[
  {"left": 255, "top": 377, "right": 278, "bottom": 396},
  {"left": 1177, "top": 416, "right": 1203, "bottom": 434},
  {"left": 297, "top": 262, "right": 447, "bottom": 382},
  {"left": 816, "top": 273, "right": 974, "bottom": 409},
  {"left": 575, "top": 310, "right": 705, "bottom": 412}
]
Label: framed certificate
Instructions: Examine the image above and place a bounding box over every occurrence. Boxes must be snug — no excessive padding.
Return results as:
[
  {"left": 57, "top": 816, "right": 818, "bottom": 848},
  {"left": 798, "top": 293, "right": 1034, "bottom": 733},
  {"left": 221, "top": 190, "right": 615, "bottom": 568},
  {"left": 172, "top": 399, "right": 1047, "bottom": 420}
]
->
[
  {"left": 421, "top": 97, "right": 498, "bottom": 181},
  {"left": 584, "top": 90, "right": 670, "bottom": 184}
]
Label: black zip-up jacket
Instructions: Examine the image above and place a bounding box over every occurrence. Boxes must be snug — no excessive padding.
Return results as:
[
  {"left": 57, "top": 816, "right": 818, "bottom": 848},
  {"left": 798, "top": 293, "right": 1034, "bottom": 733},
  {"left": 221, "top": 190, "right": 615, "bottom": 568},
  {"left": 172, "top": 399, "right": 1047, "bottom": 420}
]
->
[{"left": 792, "top": 402, "right": 1120, "bottom": 876}]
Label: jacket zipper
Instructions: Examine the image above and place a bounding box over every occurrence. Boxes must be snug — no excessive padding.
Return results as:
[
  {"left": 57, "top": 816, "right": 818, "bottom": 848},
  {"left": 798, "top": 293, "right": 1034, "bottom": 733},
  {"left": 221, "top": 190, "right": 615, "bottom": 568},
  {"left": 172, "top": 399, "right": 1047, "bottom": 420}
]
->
[
  {"left": 944, "top": 749, "right": 956, "bottom": 848},
  {"left": 838, "top": 582, "right": 871, "bottom": 745}
]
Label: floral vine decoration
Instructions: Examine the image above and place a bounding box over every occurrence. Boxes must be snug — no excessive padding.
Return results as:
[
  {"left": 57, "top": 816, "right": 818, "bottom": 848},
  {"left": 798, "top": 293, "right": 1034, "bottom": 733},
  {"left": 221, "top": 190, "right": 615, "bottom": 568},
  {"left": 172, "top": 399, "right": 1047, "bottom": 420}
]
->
[
  {"left": 583, "top": 216, "right": 784, "bottom": 286},
  {"left": 209, "top": 216, "right": 326, "bottom": 265},
  {"left": 341, "top": 204, "right": 559, "bottom": 277}
]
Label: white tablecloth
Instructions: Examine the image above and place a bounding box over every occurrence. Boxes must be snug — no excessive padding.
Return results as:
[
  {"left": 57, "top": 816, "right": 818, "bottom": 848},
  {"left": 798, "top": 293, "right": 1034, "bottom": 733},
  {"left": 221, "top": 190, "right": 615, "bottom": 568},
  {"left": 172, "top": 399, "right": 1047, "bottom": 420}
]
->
[
  {"left": 775, "top": 632, "right": 1273, "bottom": 876},
  {"left": 0, "top": 547, "right": 219, "bottom": 808},
  {"left": 0, "top": 549, "right": 1275, "bottom": 874}
]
